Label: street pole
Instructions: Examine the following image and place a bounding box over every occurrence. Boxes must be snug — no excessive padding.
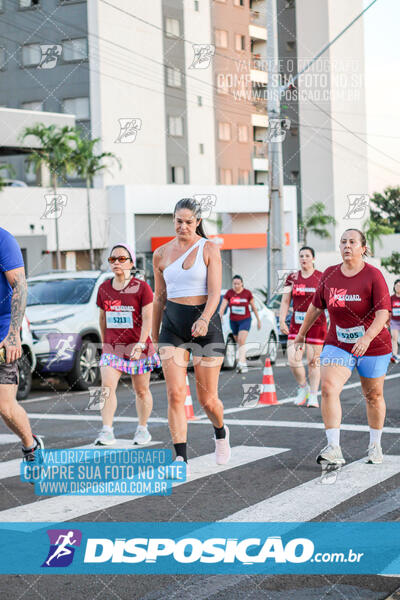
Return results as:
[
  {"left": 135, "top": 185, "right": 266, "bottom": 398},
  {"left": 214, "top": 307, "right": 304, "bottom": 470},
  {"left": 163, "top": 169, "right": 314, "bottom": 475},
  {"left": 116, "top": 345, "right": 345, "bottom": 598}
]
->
[{"left": 266, "top": 0, "right": 285, "bottom": 298}]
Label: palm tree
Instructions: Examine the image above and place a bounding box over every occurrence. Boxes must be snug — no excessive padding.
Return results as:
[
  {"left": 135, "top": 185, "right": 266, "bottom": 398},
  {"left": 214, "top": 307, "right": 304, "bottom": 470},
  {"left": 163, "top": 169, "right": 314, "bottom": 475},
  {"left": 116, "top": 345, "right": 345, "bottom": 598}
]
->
[
  {"left": 20, "top": 124, "right": 77, "bottom": 269},
  {"left": 299, "top": 202, "right": 337, "bottom": 245},
  {"left": 71, "top": 135, "right": 121, "bottom": 269},
  {"left": 363, "top": 218, "right": 394, "bottom": 256},
  {"left": 0, "top": 163, "right": 14, "bottom": 191}
]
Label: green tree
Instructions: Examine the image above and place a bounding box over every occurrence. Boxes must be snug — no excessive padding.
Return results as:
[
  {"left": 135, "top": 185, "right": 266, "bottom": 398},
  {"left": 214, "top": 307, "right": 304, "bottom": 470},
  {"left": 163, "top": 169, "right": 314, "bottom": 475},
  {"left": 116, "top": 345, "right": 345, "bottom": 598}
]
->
[
  {"left": 363, "top": 218, "right": 394, "bottom": 256},
  {"left": 299, "top": 202, "right": 336, "bottom": 245},
  {"left": 70, "top": 135, "right": 121, "bottom": 269},
  {"left": 370, "top": 186, "right": 400, "bottom": 233},
  {"left": 20, "top": 124, "right": 77, "bottom": 269},
  {"left": 0, "top": 163, "right": 14, "bottom": 191},
  {"left": 381, "top": 252, "right": 400, "bottom": 275}
]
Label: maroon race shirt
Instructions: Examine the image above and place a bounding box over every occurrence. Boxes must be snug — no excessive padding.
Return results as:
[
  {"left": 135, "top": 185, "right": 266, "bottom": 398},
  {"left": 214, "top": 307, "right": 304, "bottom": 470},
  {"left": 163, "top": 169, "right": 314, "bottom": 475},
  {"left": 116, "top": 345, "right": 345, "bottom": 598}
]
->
[
  {"left": 224, "top": 288, "right": 253, "bottom": 321},
  {"left": 96, "top": 276, "right": 155, "bottom": 359},
  {"left": 391, "top": 294, "right": 400, "bottom": 322},
  {"left": 312, "top": 263, "right": 391, "bottom": 356},
  {"left": 285, "top": 270, "right": 327, "bottom": 329}
]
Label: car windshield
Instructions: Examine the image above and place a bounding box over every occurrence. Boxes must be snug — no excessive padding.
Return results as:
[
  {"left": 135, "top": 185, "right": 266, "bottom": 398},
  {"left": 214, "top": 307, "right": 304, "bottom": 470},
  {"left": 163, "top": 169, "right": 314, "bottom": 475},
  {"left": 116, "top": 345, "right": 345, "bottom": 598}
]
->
[
  {"left": 267, "top": 294, "right": 282, "bottom": 310},
  {"left": 27, "top": 278, "right": 97, "bottom": 306}
]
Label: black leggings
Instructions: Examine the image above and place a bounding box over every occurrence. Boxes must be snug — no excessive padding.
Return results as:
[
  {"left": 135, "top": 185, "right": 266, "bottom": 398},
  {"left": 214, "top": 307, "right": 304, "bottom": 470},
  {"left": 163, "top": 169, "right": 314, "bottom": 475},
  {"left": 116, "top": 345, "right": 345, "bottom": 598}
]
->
[{"left": 159, "top": 301, "right": 225, "bottom": 357}]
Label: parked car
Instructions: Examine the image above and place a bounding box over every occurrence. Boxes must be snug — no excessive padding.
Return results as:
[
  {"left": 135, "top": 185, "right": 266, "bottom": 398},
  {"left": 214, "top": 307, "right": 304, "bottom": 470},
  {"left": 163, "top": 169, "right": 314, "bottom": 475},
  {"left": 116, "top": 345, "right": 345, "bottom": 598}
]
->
[
  {"left": 26, "top": 271, "right": 113, "bottom": 390},
  {"left": 219, "top": 290, "right": 279, "bottom": 369},
  {"left": 17, "top": 315, "right": 36, "bottom": 400},
  {"left": 266, "top": 293, "right": 292, "bottom": 352}
]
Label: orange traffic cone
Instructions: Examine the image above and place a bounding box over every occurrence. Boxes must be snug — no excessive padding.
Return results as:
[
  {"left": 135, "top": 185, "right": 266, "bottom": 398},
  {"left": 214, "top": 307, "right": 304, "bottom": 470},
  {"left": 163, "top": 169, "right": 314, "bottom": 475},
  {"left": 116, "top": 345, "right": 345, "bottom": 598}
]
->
[
  {"left": 184, "top": 375, "right": 197, "bottom": 420},
  {"left": 258, "top": 357, "right": 278, "bottom": 405}
]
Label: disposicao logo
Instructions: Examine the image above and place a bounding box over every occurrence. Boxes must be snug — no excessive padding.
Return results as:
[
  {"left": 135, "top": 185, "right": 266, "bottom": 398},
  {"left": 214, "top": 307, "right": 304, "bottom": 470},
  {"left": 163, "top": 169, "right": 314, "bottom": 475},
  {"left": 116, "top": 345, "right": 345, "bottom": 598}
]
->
[{"left": 42, "top": 529, "right": 82, "bottom": 568}]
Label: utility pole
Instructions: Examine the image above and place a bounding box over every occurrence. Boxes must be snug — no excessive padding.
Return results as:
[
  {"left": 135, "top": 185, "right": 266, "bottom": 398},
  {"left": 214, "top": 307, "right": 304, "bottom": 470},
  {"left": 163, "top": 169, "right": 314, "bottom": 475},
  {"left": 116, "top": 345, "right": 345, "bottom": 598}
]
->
[{"left": 266, "top": 0, "right": 285, "bottom": 297}]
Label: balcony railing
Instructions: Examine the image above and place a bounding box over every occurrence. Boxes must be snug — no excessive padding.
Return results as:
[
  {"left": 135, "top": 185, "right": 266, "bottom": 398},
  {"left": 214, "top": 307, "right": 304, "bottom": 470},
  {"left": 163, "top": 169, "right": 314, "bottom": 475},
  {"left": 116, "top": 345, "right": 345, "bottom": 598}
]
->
[
  {"left": 251, "top": 53, "right": 267, "bottom": 71},
  {"left": 252, "top": 99, "right": 267, "bottom": 114}
]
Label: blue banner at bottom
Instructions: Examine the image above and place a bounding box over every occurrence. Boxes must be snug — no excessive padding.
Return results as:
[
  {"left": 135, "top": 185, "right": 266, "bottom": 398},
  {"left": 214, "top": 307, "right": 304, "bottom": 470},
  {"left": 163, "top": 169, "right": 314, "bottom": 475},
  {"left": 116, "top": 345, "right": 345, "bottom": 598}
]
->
[{"left": 0, "top": 522, "right": 399, "bottom": 574}]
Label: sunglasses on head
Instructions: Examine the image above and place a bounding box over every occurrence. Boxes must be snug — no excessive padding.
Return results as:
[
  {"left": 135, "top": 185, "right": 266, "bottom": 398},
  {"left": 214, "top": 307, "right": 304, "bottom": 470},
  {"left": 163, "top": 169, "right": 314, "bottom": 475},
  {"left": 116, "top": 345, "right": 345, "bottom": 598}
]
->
[{"left": 108, "top": 256, "right": 131, "bottom": 264}]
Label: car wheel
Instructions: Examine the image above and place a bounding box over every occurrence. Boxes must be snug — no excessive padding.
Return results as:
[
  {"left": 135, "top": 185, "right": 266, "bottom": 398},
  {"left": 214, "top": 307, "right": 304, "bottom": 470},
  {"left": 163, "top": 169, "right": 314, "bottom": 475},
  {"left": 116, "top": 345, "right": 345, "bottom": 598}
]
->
[
  {"left": 262, "top": 331, "right": 278, "bottom": 366},
  {"left": 17, "top": 352, "right": 32, "bottom": 400},
  {"left": 223, "top": 336, "right": 237, "bottom": 370},
  {"left": 67, "top": 339, "right": 100, "bottom": 390}
]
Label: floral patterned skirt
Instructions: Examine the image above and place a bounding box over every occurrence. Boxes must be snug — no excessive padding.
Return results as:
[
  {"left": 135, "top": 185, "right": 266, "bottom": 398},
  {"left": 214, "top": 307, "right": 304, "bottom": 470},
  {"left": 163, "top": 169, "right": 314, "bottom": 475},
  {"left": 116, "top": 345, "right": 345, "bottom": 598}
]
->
[{"left": 99, "top": 352, "right": 161, "bottom": 375}]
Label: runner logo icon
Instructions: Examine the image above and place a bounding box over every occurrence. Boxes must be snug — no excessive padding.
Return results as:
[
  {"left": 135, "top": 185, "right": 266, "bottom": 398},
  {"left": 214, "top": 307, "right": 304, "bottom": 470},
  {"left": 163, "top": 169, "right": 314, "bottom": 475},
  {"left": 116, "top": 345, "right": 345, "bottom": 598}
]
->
[{"left": 42, "top": 529, "right": 82, "bottom": 568}]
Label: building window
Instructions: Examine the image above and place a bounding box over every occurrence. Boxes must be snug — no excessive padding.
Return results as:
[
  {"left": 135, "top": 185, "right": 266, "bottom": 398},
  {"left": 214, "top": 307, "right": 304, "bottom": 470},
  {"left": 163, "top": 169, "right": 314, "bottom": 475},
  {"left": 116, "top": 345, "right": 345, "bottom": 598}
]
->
[
  {"left": 286, "top": 41, "right": 296, "bottom": 52},
  {"left": 19, "top": 0, "right": 39, "bottom": 7},
  {"left": 215, "top": 29, "right": 228, "bottom": 48},
  {"left": 168, "top": 116, "right": 184, "bottom": 137},
  {"left": 290, "top": 170, "right": 299, "bottom": 182},
  {"left": 165, "top": 18, "right": 180, "bottom": 38},
  {"left": 238, "top": 124, "right": 248, "bottom": 142},
  {"left": 0, "top": 162, "right": 10, "bottom": 178},
  {"left": 166, "top": 66, "right": 182, "bottom": 87},
  {"left": 0, "top": 0, "right": 4, "bottom": 10},
  {"left": 199, "top": 143, "right": 204, "bottom": 154},
  {"left": 234, "top": 0, "right": 245, "bottom": 6},
  {"left": 22, "top": 44, "right": 42, "bottom": 67},
  {"left": 238, "top": 169, "right": 250, "bottom": 184},
  {"left": 194, "top": 0, "right": 199, "bottom": 10},
  {"left": 63, "top": 38, "right": 88, "bottom": 62},
  {"left": 62, "top": 97, "right": 90, "bottom": 120},
  {"left": 0, "top": 48, "right": 5, "bottom": 70},
  {"left": 285, "top": 0, "right": 295, "bottom": 8},
  {"left": 220, "top": 168, "right": 233, "bottom": 185},
  {"left": 197, "top": 95, "right": 202, "bottom": 106},
  {"left": 171, "top": 166, "right": 185, "bottom": 184},
  {"left": 217, "top": 75, "right": 229, "bottom": 94},
  {"left": 21, "top": 100, "right": 43, "bottom": 111},
  {"left": 235, "top": 34, "right": 246, "bottom": 52},
  {"left": 25, "top": 160, "right": 36, "bottom": 183},
  {"left": 218, "top": 122, "right": 231, "bottom": 141}
]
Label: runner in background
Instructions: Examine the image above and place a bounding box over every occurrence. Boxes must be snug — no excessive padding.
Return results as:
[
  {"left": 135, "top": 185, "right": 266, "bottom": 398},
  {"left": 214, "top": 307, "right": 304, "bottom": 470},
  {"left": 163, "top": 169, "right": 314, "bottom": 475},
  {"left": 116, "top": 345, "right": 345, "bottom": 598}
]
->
[
  {"left": 95, "top": 243, "right": 160, "bottom": 446},
  {"left": 390, "top": 279, "right": 400, "bottom": 363},
  {"left": 294, "top": 229, "right": 392, "bottom": 467},
  {"left": 219, "top": 275, "right": 261, "bottom": 373},
  {"left": 279, "top": 247, "right": 327, "bottom": 408}
]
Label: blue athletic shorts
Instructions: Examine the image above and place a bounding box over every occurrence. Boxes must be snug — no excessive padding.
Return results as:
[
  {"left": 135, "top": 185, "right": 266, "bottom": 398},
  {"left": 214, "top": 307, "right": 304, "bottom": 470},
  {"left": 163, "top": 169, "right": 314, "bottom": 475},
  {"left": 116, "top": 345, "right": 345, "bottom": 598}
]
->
[
  {"left": 320, "top": 344, "right": 391, "bottom": 378},
  {"left": 230, "top": 317, "right": 252, "bottom": 336}
]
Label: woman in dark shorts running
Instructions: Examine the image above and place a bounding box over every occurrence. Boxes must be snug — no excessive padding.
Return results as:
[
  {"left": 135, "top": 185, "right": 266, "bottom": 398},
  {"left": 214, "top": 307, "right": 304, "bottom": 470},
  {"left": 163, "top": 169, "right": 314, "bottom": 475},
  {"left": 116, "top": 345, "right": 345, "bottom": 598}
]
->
[
  {"left": 390, "top": 279, "right": 400, "bottom": 363},
  {"left": 95, "top": 243, "right": 160, "bottom": 446},
  {"left": 152, "top": 198, "right": 230, "bottom": 471},
  {"left": 295, "top": 229, "right": 392, "bottom": 467},
  {"left": 219, "top": 275, "right": 261, "bottom": 373},
  {"left": 280, "top": 246, "right": 327, "bottom": 408}
]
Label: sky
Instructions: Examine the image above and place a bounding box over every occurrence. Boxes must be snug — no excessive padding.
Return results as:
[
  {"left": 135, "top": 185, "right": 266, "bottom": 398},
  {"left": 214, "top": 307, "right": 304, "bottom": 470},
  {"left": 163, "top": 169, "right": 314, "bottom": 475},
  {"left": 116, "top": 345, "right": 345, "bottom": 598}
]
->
[{"left": 363, "top": 0, "right": 400, "bottom": 195}]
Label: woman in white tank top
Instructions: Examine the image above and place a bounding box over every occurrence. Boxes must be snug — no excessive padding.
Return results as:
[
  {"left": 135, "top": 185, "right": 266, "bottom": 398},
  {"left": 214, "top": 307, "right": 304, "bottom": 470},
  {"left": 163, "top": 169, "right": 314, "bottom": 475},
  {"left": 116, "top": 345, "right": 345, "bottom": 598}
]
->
[{"left": 152, "top": 198, "right": 231, "bottom": 470}]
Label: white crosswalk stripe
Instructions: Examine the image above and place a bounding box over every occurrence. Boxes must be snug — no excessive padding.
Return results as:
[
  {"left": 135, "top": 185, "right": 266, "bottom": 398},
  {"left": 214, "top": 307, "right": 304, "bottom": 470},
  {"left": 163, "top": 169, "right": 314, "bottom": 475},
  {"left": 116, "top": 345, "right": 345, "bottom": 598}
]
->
[
  {"left": 0, "top": 446, "right": 287, "bottom": 526},
  {"left": 0, "top": 439, "right": 161, "bottom": 481}
]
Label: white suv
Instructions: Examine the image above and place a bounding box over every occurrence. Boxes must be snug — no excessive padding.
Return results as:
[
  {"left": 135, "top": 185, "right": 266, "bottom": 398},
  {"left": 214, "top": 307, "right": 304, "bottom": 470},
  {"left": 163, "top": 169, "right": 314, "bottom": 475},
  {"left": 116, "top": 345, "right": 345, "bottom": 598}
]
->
[{"left": 26, "top": 271, "right": 112, "bottom": 390}]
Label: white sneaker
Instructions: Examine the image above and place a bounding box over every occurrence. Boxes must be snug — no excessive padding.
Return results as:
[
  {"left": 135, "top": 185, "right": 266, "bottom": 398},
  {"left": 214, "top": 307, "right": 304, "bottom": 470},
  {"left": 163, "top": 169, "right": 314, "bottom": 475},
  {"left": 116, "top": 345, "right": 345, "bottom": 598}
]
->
[
  {"left": 307, "top": 392, "right": 319, "bottom": 408},
  {"left": 164, "top": 455, "right": 190, "bottom": 479},
  {"left": 294, "top": 384, "right": 310, "bottom": 406},
  {"left": 316, "top": 444, "right": 345, "bottom": 466},
  {"left": 214, "top": 425, "right": 231, "bottom": 465},
  {"left": 133, "top": 426, "right": 152, "bottom": 445},
  {"left": 236, "top": 362, "right": 248, "bottom": 373},
  {"left": 366, "top": 442, "right": 383, "bottom": 464},
  {"left": 94, "top": 428, "right": 116, "bottom": 446}
]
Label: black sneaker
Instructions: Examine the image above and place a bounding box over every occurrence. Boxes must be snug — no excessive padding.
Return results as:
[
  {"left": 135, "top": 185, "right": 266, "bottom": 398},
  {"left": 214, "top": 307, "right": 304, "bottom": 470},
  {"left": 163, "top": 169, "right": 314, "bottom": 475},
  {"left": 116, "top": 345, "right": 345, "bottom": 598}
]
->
[{"left": 22, "top": 435, "right": 44, "bottom": 463}]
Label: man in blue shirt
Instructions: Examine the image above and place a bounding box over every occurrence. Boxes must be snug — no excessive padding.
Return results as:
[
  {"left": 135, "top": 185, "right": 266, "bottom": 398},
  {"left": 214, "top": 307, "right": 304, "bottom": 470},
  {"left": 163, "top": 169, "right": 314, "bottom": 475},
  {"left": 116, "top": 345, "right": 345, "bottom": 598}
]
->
[{"left": 0, "top": 227, "right": 43, "bottom": 464}]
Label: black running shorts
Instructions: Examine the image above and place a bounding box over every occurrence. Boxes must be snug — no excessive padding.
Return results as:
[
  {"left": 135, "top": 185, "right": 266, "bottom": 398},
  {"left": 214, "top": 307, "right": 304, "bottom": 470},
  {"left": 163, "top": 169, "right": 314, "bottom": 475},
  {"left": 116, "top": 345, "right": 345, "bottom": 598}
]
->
[
  {"left": 0, "top": 360, "right": 19, "bottom": 385},
  {"left": 159, "top": 301, "right": 225, "bottom": 357}
]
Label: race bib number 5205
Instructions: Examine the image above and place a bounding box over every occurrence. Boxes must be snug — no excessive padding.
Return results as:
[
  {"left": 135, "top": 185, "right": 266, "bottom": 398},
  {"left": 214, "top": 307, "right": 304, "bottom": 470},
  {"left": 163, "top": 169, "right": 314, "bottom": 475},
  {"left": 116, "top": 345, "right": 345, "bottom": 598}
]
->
[{"left": 336, "top": 324, "right": 365, "bottom": 344}]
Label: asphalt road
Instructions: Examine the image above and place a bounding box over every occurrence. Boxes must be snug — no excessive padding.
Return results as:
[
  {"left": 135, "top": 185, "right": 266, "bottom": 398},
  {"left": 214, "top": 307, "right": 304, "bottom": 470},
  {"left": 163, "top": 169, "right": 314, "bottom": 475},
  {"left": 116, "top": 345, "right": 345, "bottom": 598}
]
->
[{"left": 0, "top": 355, "right": 400, "bottom": 599}]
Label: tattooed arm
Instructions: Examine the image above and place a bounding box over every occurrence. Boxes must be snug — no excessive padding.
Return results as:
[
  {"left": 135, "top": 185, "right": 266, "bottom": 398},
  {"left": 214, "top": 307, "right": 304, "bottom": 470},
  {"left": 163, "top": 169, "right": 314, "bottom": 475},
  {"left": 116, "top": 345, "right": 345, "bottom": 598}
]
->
[{"left": 1, "top": 267, "right": 27, "bottom": 363}]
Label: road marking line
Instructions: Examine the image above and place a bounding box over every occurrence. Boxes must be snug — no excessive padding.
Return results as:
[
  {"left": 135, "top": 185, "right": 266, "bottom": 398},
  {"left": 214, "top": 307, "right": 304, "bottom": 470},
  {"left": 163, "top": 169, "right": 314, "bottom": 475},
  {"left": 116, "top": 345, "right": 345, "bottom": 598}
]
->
[
  {"left": 189, "top": 419, "right": 400, "bottom": 434},
  {"left": 25, "top": 413, "right": 169, "bottom": 423},
  {"left": 0, "top": 434, "right": 19, "bottom": 446},
  {"left": 0, "top": 440, "right": 161, "bottom": 481},
  {"left": 222, "top": 455, "right": 400, "bottom": 522},
  {"left": 0, "top": 446, "right": 288, "bottom": 524}
]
